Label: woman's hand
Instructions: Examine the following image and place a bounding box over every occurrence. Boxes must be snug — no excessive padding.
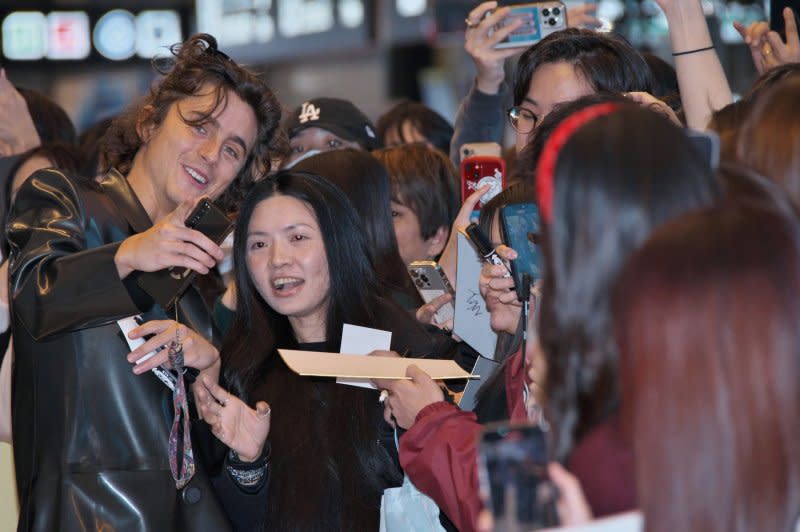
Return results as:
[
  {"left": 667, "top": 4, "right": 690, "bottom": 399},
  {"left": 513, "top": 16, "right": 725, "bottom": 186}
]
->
[
  {"left": 126, "top": 319, "right": 219, "bottom": 374},
  {"left": 479, "top": 244, "right": 518, "bottom": 307},
  {"left": 733, "top": 20, "right": 772, "bottom": 74},
  {"left": 567, "top": 4, "right": 602, "bottom": 29},
  {"left": 624, "top": 91, "right": 682, "bottom": 126},
  {"left": 549, "top": 463, "right": 593, "bottom": 526},
  {"left": 195, "top": 375, "right": 271, "bottom": 462},
  {"left": 438, "top": 184, "right": 492, "bottom": 287},
  {"left": 465, "top": 2, "right": 525, "bottom": 94},
  {"left": 114, "top": 199, "right": 224, "bottom": 279},
  {"left": 373, "top": 365, "right": 445, "bottom": 429},
  {"left": 735, "top": 9, "right": 799, "bottom": 74},
  {"left": 416, "top": 293, "right": 454, "bottom": 327},
  {"left": 0, "top": 70, "right": 40, "bottom": 156}
]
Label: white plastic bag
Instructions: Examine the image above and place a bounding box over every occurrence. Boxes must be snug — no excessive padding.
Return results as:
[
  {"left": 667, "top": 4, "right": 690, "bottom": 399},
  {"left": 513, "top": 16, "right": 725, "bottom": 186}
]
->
[{"left": 379, "top": 474, "right": 446, "bottom": 532}]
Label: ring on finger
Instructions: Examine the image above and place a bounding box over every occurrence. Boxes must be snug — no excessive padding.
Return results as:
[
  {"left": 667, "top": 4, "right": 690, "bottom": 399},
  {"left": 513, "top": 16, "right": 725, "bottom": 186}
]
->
[{"left": 465, "top": 17, "right": 480, "bottom": 29}]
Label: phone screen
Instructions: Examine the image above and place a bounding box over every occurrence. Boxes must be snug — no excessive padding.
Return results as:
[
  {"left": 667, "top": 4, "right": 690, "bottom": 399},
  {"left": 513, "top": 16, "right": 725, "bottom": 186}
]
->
[
  {"left": 501, "top": 203, "right": 542, "bottom": 295},
  {"left": 478, "top": 422, "right": 558, "bottom": 530}
]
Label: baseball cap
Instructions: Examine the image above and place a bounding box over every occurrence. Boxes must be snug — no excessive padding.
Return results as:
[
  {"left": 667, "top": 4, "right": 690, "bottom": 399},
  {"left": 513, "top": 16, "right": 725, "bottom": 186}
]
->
[{"left": 285, "top": 97, "right": 378, "bottom": 151}]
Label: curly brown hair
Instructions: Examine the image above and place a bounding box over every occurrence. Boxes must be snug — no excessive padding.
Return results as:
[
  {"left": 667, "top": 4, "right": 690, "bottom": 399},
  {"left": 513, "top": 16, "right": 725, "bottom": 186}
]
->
[{"left": 100, "top": 33, "right": 287, "bottom": 213}]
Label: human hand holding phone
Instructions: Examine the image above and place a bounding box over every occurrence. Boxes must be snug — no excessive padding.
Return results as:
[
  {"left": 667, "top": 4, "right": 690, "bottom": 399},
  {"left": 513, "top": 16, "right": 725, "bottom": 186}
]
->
[
  {"left": 115, "top": 198, "right": 224, "bottom": 280},
  {"left": 465, "top": 2, "right": 525, "bottom": 95},
  {"left": 488, "top": 2, "right": 568, "bottom": 50},
  {"left": 438, "top": 184, "right": 493, "bottom": 290}
]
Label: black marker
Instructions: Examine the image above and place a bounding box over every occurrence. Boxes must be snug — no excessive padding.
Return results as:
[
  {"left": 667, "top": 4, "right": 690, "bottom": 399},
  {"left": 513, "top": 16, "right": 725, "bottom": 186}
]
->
[{"left": 465, "top": 223, "right": 511, "bottom": 277}]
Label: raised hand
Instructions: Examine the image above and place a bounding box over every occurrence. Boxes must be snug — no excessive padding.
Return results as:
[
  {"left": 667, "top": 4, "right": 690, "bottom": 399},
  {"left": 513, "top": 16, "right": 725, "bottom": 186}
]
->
[
  {"left": 465, "top": 2, "right": 525, "bottom": 94},
  {"left": 567, "top": 3, "right": 602, "bottom": 29},
  {"left": 0, "top": 70, "right": 40, "bottom": 156},
  {"left": 195, "top": 375, "right": 271, "bottom": 462},
  {"left": 735, "top": 9, "right": 799, "bottom": 74},
  {"left": 114, "top": 198, "right": 224, "bottom": 279},
  {"left": 438, "top": 184, "right": 492, "bottom": 288}
]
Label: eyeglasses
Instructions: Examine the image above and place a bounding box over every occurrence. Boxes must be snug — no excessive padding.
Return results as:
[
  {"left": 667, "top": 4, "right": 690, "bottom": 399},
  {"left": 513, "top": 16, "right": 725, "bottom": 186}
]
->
[{"left": 507, "top": 107, "right": 538, "bottom": 134}]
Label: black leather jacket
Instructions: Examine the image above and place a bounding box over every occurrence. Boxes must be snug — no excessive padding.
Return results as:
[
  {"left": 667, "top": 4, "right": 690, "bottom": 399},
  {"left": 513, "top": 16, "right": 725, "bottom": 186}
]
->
[{"left": 8, "top": 169, "right": 232, "bottom": 531}]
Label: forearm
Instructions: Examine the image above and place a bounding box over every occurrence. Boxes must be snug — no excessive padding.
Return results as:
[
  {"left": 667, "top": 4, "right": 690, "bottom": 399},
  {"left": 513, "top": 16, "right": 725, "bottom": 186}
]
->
[
  {"left": 663, "top": 1, "right": 733, "bottom": 129},
  {"left": 450, "top": 81, "right": 512, "bottom": 165},
  {"left": 400, "top": 401, "right": 485, "bottom": 532}
]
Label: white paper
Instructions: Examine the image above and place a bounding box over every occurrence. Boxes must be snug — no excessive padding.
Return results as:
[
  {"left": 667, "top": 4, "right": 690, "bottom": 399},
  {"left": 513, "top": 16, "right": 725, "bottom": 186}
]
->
[
  {"left": 337, "top": 323, "right": 392, "bottom": 389},
  {"left": 453, "top": 232, "right": 498, "bottom": 358}
]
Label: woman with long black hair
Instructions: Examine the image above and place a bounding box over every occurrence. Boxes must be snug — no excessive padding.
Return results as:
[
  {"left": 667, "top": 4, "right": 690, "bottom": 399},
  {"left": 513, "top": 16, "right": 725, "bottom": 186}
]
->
[{"left": 195, "top": 170, "right": 447, "bottom": 530}]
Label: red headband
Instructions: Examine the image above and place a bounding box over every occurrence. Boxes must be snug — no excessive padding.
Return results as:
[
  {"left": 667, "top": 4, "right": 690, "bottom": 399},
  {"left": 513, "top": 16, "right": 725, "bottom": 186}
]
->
[{"left": 535, "top": 102, "right": 622, "bottom": 224}]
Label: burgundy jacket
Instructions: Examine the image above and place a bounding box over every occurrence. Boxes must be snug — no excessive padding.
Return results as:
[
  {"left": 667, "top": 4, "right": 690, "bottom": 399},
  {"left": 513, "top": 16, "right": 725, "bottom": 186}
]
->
[
  {"left": 398, "top": 349, "right": 636, "bottom": 531},
  {"left": 399, "top": 350, "right": 527, "bottom": 532}
]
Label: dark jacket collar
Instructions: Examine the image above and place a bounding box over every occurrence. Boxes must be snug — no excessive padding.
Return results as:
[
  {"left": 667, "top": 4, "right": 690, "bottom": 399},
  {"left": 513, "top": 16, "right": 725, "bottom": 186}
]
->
[{"left": 99, "top": 169, "right": 153, "bottom": 234}]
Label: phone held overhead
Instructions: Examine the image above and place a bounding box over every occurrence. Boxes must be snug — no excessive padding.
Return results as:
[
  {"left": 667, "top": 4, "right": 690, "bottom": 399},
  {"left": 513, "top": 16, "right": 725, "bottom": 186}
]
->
[{"left": 489, "top": 1, "right": 568, "bottom": 49}]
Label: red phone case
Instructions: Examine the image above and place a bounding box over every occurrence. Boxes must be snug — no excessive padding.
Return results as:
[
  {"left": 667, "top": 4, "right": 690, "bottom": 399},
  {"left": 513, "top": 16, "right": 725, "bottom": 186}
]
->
[{"left": 460, "top": 155, "right": 506, "bottom": 209}]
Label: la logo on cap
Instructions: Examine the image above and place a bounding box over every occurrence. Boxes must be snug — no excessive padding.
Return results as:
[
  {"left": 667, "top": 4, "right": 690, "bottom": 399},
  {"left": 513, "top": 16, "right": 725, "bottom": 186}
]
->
[{"left": 298, "top": 102, "right": 321, "bottom": 124}]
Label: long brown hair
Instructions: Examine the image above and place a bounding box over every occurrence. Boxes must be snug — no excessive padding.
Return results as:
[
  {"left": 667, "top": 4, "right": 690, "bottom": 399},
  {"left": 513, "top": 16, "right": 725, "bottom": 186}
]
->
[
  {"left": 736, "top": 76, "right": 800, "bottom": 203},
  {"left": 100, "top": 33, "right": 286, "bottom": 212},
  {"left": 613, "top": 199, "right": 800, "bottom": 532}
]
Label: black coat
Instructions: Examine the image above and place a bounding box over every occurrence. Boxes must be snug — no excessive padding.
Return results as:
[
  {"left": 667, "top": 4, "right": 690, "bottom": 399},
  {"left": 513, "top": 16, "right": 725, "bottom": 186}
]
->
[{"left": 8, "top": 169, "right": 232, "bottom": 532}]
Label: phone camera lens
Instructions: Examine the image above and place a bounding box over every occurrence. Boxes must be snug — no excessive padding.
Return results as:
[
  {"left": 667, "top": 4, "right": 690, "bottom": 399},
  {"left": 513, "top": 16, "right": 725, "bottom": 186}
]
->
[
  {"left": 548, "top": 17, "right": 557, "bottom": 25},
  {"left": 415, "top": 279, "right": 424, "bottom": 288},
  {"left": 410, "top": 270, "right": 418, "bottom": 277},
  {"left": 542, "top": 8, "right": 550, "bottom": 16},
  {"left": 552, "top": 7, "right": 561, "bottom": 15},
  {"left": 421, "top": 275, "right": 429, "bottom": 283}
]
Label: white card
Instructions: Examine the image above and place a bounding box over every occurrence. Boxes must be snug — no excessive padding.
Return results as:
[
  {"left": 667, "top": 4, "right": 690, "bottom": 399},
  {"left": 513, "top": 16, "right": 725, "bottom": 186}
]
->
[
  {"left": 337, "top": 323, "right": 392, "bottom": 389},
  {"left": 453, "top": 232, "right": 498, "bottom": 358}
]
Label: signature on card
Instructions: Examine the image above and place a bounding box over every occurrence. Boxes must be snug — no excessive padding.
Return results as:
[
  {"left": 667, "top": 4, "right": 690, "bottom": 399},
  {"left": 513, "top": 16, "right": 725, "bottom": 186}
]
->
[{"left": 467, "top": 289, "right": 484, "bottom": 316}]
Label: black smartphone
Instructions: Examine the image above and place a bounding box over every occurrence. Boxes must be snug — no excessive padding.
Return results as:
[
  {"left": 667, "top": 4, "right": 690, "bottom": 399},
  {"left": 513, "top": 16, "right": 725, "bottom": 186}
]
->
[
  {"left": 770, "top": 1, "right": 799, "bottom": 39},
  {"left": 478, "top": 422, "right": 558, "bottom": 530},
  {"left": 137, "top": 198, "right": 233, "bottom": 310},
  {"left": 500, "top": 202, "right": 542, "bottom": 300}
]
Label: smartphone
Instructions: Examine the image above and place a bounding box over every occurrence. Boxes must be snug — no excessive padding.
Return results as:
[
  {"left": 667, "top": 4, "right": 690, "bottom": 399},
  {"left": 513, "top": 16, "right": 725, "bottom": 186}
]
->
[
  {"left": 460, "top": 142, "right": 503, "bottom": 161},
  {"left": 490, "top": 1, "right": 568, "bottom": 49},
  {"left": 500, "top": 202, "right": 542, "bottom": 300},
  {"left": 770, "top": 1, "right": 799, "bottom": 39},
  {"left": 461, "top": 155, "right": 506, "bottom": 210},
  {"left": 408, "top": 260, "right": 455, "bottom": 324},
  {"left": 478, "top": 422, "right": 559, "bottom": 531},
  {"left": 138, "top": 198, "right": 234, "bottom": 310}
]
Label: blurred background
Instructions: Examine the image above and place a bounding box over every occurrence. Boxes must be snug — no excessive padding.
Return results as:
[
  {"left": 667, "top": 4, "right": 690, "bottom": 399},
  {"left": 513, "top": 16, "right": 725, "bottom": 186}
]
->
[{"left": 0, "top": 0, "right": 773, "bottom": 132}]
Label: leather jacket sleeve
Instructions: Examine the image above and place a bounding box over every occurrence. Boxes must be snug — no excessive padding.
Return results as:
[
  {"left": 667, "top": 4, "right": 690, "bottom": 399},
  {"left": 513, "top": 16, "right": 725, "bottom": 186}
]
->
[{"left": 8, "top": 169, "right": 141, "bottom": 340}]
